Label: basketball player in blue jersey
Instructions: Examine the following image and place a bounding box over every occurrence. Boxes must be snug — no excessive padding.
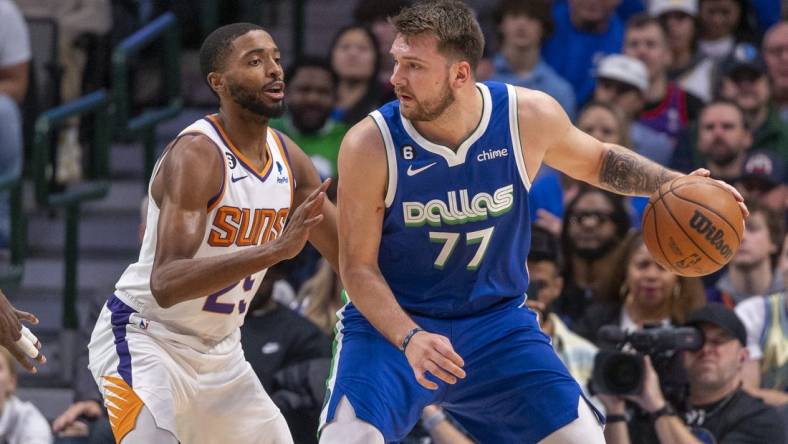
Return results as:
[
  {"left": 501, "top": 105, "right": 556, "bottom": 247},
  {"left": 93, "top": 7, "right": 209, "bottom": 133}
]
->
[
  {"left": 87, "top": 24, "right": 338, "bottom": 444},
  {"left": 319, "top": 2, "right": 748, "bottom": 443}
]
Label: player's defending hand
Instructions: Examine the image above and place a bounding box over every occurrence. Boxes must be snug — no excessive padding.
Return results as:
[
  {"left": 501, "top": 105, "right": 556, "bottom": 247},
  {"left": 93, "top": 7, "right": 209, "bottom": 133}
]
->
[
  {"left": 277, "top": 178, "right": 331, "bottom": 259},
  {"left": 405, "top": 331, "right": 466, "bottom": 390},
  {"left": 688, "top": 168, "right": 749, "bottom": 217},
  {"left": 0, "top": 289, "right": 45, "bottom": 373}
]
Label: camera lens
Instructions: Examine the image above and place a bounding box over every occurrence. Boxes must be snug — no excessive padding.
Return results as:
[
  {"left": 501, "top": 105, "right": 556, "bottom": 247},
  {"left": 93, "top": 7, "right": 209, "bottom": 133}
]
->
[{"left": 601, "top": 354, "right": 643, "bottom": 394}]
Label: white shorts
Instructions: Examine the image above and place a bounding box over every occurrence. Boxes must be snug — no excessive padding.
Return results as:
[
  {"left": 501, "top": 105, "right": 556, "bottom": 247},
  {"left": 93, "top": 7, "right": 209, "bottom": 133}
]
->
[{"left": 88, "top": 295, "right": 292, "bottom": 444}]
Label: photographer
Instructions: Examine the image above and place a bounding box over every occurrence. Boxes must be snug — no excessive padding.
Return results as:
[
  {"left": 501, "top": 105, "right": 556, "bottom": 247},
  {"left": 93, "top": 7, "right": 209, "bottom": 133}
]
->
[{"left": 601, "top": 304, "right": 784, "bottom": 444}]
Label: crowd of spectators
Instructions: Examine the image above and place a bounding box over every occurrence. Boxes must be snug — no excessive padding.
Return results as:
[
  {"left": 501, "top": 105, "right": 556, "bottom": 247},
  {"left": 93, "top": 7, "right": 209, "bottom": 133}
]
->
[{"left": 0, "top": 0, "right": 786, "bottom": 443}]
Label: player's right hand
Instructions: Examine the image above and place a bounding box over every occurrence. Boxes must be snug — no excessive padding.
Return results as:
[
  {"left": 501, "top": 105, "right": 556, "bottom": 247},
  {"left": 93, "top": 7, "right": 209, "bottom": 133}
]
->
[
  {"left": 0, "top": 289, "right": 45, "bottom": 373},
  {"left": 277, "top": 178, "right": 331, "bottom": 259},
  {"left": 404, "top": 331, "right": 466, "bottom": 390}
]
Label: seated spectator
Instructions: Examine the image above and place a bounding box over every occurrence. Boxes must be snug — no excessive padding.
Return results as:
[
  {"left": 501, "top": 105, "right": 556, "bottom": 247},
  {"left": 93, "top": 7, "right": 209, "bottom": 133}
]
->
[
  {"left": 269, "top": 58, "right": 348, "bottom": 178},
  {"left": 0, "top": 0, "right": 29, "bottom": 250},
  {"left": 763, "top": 21, "right": 788, "bottom": 123},
  {"left": 697, "top": 0, "right": 756, "bottom": 63},
  {"left": 17, "top": 0, "right": 112, "bottom": 184},
  {"left": 650, "top": 0, "right": 715, "bottom": 102},
  {"left": 527, "top": 227, "right": 599, "bottom": 404},
  {"left": 711, "top": 199, "right": 784, "bottom": 306},
  {"left": 490, "top": 0, "right": 576, "bottom": 119},
  {"left": 296, "top": 259, "right": 343, "bottom": 338},
  {"left": 623, "top": 14, "right": 704, "bottom": 165},
  {"left": 329, "top": 25, "right": 389, "bottom": 125},
  {"left": 574, "top": 231, "right": 705, "bottom": 345},
  {"left": 352, "top": 0, "right": 409, "bottom": 92},
  {"left": 736, "top": 233, "right": 788, "bottom": 406},
  {"left": 542, "top": 0, "right": 625, "bottom": 107},
  {"left": 718, "top": 43, "right": 788, "bottom": 161},
  {"left": 241, "top": 264, "right": 332, "bottom": 444},
  {"left": 241, "top": 262, "right": 332, "bottom": 392},
  {"left": 0, "top": 347, "right": 52, "bottom": 444},
  {"left": 554, "top": 188, "right": 631, "bottom": 327},
  {"left": 601, "top": 304, "right": 785, "bottom": 444},
  {"left": 592, "top": 54, "right": 674, "bottom": 166},
  {"left": 736, "top": 150, "right": 787, "bottom": 215},
  {"left": 676, "top": 100, "right": 751, "bottom": 183}
]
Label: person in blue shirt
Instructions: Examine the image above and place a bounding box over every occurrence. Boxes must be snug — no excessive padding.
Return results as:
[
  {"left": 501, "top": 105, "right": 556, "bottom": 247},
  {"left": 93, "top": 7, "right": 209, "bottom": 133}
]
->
[
  {"left": 319, "top": 2, "right": 747, "bottom": 443},
  {"left": 490, "top": 0, "right": 576, "bottom": 120},
  {"left": 542, "top": 0, "right": 625, "bottom": 107}
]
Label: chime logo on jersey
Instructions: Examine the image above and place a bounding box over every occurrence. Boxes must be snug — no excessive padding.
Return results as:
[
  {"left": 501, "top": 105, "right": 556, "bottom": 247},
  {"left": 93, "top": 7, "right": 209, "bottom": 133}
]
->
[
  {"left": 403, "top": 184, "right": 514, "bottom": 227},
  {"left": 208, "top": 206, "right": 289, "bottom": 246}
]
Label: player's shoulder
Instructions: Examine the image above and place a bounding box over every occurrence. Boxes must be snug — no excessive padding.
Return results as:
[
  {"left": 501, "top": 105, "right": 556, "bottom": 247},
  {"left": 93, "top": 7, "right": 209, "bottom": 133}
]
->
[
  {"left": 159, "top": 132, "right": 224, "bottom": 176},
  {"left": 510, "top": 86, "right": 566, "bottom": 119},
  {"left": 342, "top": 116, "right": 385, "bottom": 155}
]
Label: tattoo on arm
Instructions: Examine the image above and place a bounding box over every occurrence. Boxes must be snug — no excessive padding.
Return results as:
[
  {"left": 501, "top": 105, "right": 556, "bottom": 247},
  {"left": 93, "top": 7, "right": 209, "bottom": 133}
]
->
[{"left": 599, "top": 147, "right": 679, "bottom": 196}]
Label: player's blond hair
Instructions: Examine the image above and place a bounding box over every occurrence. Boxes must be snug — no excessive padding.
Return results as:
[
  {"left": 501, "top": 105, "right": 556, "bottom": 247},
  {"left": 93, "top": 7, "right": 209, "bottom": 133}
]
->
[{"left": 391, "top": 0, "right": 485, "bottom": 70}]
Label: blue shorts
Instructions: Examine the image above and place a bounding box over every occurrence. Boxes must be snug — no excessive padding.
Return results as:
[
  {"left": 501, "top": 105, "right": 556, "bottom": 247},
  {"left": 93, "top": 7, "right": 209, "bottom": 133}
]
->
[{"left": 320, "top": 300, "right": 602, "bottom": 443}]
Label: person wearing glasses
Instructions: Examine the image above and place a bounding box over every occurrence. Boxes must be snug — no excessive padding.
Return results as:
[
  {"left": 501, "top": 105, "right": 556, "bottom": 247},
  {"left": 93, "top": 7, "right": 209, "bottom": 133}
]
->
[
  {"left": 552, "top": 189, "right": 631, "bottom": 328},
  {"left": 601, "top": 304, "right": 785, "bottom": 444}
]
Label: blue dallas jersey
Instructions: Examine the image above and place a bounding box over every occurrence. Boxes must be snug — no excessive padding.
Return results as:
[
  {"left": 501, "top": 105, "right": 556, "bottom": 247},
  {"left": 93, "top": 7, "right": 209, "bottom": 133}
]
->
[{"left": 370, "top": 81, "right": 532, "bottom": 318}]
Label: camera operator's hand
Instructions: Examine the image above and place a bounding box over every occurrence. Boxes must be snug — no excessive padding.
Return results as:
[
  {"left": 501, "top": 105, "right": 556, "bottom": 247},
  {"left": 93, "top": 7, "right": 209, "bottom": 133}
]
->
[
  {"left": 625, "top": 356, "right": 667, "bottom": 413},
  {"left": 598, "top": 393, "right": 626, "bottom": 416}
]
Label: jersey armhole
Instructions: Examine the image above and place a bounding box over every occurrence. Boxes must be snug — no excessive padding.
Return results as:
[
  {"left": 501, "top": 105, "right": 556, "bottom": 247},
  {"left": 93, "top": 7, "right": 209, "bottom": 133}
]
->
[
  {"left": 148, "top": 131, "right": 225, "bottom": 211},
  {"left": 369, "top": 111, "right": 398, "bottom": 208},
  {"left": 505, "top": 84, "right": 532, "bottom": 192}
]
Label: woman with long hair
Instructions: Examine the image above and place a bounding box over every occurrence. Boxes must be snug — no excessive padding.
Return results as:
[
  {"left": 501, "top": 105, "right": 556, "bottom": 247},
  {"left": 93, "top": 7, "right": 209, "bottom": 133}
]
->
[
  {"left": 573, "top": 231, "right": 706, "bottom": 345},
  {"left": 329, "top": 24, "right": 390, "bottom": 125}
]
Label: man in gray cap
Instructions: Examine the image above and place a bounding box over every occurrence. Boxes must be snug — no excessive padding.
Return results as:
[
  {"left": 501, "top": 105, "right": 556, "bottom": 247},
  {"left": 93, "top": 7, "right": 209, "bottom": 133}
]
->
[{"left": 602, "top": 304, "right": 785, "bottom": 444}]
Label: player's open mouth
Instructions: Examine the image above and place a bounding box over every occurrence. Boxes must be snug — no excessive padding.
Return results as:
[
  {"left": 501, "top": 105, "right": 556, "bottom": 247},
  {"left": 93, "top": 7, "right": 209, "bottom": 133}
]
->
[{"left": 263, "top": 82, "right": 285, "bottom": 100}]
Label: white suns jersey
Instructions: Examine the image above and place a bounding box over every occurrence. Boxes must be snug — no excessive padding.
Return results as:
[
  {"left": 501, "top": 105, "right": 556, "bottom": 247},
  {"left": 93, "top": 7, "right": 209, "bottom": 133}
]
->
[{"left": 114, "top": 114, "right": 295, "bottom": 344}]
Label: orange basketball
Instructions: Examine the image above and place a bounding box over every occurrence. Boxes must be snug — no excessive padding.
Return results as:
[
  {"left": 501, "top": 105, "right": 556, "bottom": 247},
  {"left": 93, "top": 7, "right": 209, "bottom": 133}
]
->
[{"left": 642, "top": 176, "right": 745, "bottom": 277}]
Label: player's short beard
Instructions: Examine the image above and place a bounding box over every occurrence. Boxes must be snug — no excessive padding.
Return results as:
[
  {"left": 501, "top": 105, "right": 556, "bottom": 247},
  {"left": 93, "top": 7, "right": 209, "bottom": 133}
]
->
[
  {"left": 399, "top": 80, "right": 455, "bottom": 122},
  {"left": 228, "top": 82, "right": 285, "bottom": 118}
]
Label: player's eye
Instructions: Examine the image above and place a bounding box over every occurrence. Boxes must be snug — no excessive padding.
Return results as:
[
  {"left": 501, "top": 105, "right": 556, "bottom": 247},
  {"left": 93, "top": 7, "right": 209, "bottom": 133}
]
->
[{"left": 249, "top": 59, "right": 261, "bottom": 66}]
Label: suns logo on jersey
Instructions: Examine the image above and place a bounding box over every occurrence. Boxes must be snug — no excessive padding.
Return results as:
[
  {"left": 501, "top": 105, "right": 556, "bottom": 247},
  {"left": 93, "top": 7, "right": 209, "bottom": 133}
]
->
[
  {"left": 403, "top": 184, "right": 514, "bottom": 227},
  {"left": 208, "top": 206, "right": 289, "bottom": 247}
]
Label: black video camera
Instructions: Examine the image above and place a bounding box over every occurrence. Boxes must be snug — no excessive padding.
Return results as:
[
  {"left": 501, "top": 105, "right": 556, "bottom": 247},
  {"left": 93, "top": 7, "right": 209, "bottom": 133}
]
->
[{"left": 590, "top": 325, "right": 703, "bottom": 397}]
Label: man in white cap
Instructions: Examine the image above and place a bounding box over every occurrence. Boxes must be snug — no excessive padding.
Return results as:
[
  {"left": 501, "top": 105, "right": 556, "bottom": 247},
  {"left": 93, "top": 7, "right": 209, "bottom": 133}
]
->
[
  {"left": 650, "top": 0, "right": 715, "bottom": 102},
  {"left": 593, "top": 54, "right": 674, "bottom": 167}
]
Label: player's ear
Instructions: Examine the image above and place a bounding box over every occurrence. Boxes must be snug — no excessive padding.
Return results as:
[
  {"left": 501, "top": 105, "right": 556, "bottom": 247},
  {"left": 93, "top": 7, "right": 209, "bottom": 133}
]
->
[
  {"left": 207, "top": 72, "right": 224, "bottom": 95},
  {"left": 451, "top": 60, "right": 473, "bottom": 88}
]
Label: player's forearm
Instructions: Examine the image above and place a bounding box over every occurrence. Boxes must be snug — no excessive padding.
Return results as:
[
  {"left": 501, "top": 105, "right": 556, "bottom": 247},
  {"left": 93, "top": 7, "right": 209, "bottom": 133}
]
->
[
  {"left": 342, "top": 266, "right": 419, "bottom": 347},
  {"left": 150, "top": 240, "right": 291, "bottom": 308},
  {"left": 308, "top": 202, "right": 340, "bottom": 275},
  {"left": 593, "top": 144, "right": 682, "bottom": 197}
]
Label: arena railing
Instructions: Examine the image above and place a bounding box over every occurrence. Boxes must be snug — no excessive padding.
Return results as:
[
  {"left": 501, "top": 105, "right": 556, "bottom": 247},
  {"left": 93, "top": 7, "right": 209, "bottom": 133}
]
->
[
  {"left": 0, "top": 146, "right": 25, "bottom": 288},
  {"left": 31, "top": 90, "right": 112, "bottom": 330},
  {"left": 112, "top": 11, "right": 183, "bottom": 184}
]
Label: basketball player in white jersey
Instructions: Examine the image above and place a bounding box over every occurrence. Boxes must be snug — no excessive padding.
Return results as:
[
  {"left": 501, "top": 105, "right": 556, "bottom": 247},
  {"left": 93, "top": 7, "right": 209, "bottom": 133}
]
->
[{"left": 88, "top": 23, "right": 338, "bottom": 444}]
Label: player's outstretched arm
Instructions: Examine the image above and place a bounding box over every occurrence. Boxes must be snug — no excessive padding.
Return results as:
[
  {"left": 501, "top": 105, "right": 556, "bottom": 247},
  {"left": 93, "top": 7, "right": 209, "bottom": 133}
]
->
[
  {"left": 338, "top": 119, "right": 465, "bottom": 390},
  {"left": 149, "top": 134, "right": 328, "bottom": 308},
  {"left": 514, "top": 88, "right": 680, "bottom": 196},
  {"left": 278, "top": 132, "right": 339, "bottom": 274}
]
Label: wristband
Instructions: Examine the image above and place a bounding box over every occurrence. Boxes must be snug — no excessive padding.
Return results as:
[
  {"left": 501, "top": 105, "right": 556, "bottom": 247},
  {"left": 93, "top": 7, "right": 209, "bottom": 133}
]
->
[
  {"left": 606, "top": 414, "right": 627, "bottom": 424},
  {"left": 399, "top": 327, "right": 424, "bottom": 352},
  {"left": 422, "top": 410, "right": 447, "bottom": 432},
  {"left": 649, "top": 403, "right": 677, "bottom": 421}
]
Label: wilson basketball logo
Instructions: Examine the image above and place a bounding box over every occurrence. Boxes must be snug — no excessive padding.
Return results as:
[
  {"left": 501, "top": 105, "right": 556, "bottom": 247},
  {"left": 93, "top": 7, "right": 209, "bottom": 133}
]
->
[{"left": 688, "top": 210, "right": 733, "bottom": 260}]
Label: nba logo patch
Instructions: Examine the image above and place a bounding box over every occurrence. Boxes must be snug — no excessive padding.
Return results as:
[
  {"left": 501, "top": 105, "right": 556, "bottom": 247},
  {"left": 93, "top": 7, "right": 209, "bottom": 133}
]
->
[{"left": 138, "top": 319, "right": 149, "bottom": 330}]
